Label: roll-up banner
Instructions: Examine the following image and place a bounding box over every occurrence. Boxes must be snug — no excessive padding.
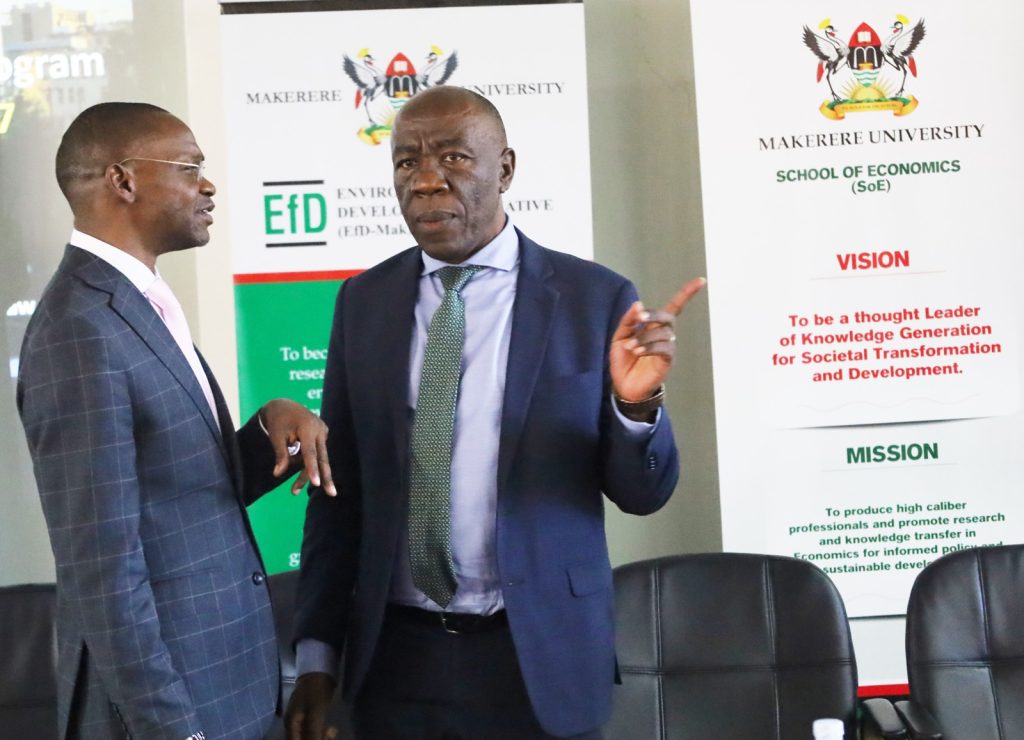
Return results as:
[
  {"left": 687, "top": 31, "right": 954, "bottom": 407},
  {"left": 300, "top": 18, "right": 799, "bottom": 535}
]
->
[
  {"left": 691, "top": 0, "right": 1024, "bottom": 684},
  {"left": 220, "top": 3, "right": 592, "bottom": 574}
]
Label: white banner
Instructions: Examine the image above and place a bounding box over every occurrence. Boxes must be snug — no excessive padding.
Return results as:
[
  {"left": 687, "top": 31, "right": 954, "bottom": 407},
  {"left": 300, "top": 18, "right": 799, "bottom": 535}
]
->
[
  {"left": 218, "top": 4, "right": 592, "bottom": 576},
  {"left": 221, "top": 3, "right": 592, "bottom": 276},
  {"left": 691, "top": 0, "right": 1024, "bottom": 631}
]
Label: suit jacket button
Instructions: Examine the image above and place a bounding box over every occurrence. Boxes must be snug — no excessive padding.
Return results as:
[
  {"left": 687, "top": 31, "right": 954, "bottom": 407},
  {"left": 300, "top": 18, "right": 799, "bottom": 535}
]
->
[
  {"left": 252, "top": 571, "right": 266, "bottom": 585},
  {"left": 647, "top": 454, "right": 657, "bottom": 470}
]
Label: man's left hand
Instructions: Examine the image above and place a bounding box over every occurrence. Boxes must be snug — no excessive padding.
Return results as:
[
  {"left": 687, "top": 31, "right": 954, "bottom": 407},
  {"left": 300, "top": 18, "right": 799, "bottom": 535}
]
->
[
  {"left": 610, "top": 277, "right": 706, "bottom": 403},
  {"left": 260, "top": 399, "right": 336, "bottom": 496}
]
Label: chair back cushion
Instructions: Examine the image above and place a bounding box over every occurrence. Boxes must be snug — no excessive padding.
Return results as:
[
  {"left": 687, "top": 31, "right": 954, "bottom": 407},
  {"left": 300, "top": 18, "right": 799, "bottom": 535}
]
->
[
  {"left": 608, "top": 553, "right": 857, "bottom": 740},
  {"left": 0, "top": 583, "right": 58, "bottom": 740},
  {"left": 906, "top": 544, "right": 1024, "bottom": 739}
]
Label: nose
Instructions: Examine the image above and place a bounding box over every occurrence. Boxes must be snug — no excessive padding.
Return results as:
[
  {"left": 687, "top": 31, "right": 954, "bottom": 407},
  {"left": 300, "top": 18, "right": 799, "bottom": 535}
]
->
[
  {"left": 200, "top": 175, "right": 216, "bottom": 196},
  {"left": 410, "top": 159, "right": 447, "bottom": 196}
]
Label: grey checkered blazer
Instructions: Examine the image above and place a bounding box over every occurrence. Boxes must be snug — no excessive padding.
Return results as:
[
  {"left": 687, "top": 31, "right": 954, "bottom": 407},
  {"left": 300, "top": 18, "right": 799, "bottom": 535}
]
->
[{"left": 18, "top": 246, "right": 282, "bottom": 739}]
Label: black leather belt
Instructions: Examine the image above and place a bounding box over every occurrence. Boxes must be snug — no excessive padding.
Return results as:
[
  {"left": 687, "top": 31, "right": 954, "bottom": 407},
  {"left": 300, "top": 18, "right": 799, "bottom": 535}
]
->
[{"left": 387, "top": 604, "right": 508, "bottom": 635}]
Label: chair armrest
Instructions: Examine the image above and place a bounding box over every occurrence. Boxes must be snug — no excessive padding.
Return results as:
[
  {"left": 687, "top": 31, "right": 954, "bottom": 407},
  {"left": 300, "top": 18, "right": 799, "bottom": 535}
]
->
[
  {"left": 861, "top": 697, "right": 908, "bottom": 739},
  {"left": 893, "top": 700, "right": 943, "bottom": 740}
]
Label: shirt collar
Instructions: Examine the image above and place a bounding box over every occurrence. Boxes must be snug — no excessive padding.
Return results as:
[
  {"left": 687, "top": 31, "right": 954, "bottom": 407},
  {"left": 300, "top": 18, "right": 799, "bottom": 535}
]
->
[
  {"left": 420, "top": 215, "right": 519, "bottom": 276},
  {"left": 70, "top": 229, "right": 159, "bottom": 294}
]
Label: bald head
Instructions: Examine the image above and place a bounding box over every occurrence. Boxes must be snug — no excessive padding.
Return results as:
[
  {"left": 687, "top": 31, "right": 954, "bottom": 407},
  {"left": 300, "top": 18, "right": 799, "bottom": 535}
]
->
[
  {"left": 394, "top": 86, "right": 507, "bottom": 147},
  {"left": 55, "top": 102, "right": 173, "bottom": 205}
]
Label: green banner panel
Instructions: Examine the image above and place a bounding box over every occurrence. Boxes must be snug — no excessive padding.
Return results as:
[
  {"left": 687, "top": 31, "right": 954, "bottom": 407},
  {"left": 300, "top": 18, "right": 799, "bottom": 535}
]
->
[{"left": 235, "top": 278, "right": 343, "bottom": 574}]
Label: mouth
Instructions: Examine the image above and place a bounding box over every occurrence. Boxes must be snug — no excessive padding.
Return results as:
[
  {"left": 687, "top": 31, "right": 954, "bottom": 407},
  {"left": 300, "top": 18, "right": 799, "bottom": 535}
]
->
[
  {"left": 198, "top": 202, "right": 215, "bottom": 224},
  {"left": 415, "top": 210, "right": 456, "bottom": 232}
]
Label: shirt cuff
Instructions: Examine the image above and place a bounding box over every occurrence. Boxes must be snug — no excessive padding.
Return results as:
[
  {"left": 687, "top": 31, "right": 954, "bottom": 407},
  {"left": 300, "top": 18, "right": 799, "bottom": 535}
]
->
[
  {"left": 296, "top": 638, "right": 341, "bottom": 681},
  {"left": 610, "top": 393, "right": 661, "bottom": 436}
]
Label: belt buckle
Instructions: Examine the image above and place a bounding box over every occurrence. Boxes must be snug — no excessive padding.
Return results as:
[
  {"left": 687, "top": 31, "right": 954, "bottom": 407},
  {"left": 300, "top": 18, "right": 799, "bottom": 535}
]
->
[{"left": 439, "top": 611, "right": 462, "bottom": 635}]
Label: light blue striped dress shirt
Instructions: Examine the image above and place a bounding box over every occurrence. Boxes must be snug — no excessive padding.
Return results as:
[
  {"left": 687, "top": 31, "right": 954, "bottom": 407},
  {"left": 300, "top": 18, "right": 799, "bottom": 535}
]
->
[{"left": 296, "top": 217, "right": 657, "bottom": 678}]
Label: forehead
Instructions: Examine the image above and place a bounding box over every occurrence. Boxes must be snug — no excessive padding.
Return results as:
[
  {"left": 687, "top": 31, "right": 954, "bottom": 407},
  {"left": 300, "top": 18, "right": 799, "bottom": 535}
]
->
[
  {"left": 392, "top": 103, "right": 498, "bottom": 152},
  {"left": 132, "top": 114, "right": 202, "bottom": 158}
]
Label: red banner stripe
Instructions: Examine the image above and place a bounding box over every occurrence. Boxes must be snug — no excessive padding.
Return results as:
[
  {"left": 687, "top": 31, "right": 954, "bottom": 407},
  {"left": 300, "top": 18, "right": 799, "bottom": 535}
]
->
[
  {"left": 233, "top": 269, "right": 364, "bottom": 284},
  {"left": 857, "top": 683, "right": 909, "bottom": 698}
]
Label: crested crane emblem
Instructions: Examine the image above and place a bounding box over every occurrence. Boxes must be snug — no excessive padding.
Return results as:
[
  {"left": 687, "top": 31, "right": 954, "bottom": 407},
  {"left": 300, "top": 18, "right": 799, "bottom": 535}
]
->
[
  {"left": 342, "top": 45, "right": 459, "bottom": 145},
  {"left": 802, "top": 15, "right": 926, "bottom": 120}
]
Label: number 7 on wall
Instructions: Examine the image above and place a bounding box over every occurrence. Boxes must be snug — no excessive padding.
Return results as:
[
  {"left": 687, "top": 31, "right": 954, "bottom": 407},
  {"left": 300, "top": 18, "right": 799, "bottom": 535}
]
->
[{"left": 0, "top": 102, "right": 15, "bottom": 135}]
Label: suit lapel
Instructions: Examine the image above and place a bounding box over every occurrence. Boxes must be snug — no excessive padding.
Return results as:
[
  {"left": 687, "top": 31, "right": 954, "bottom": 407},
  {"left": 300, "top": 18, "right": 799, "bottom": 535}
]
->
[
  {"left": 381, "top": 251, "right": 422, "bottom": 478},
  {"left": 497, "top": 233, "right": 558, "bottom": 493},
  {"left": 68, "top": 247, "right": 227, "bottom": 454},
  {"left": 198, "top": 349, "right": 238, "bottom": 473}
]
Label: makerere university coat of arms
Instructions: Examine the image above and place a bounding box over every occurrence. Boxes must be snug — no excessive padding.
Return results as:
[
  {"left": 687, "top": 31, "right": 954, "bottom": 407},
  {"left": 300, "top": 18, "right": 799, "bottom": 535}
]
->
[
  {"left": 342, "top": 45, "right": 459, "bottom": 144},
  {"left": 803, "top": 15, "right": 925, "bottom": 120}
]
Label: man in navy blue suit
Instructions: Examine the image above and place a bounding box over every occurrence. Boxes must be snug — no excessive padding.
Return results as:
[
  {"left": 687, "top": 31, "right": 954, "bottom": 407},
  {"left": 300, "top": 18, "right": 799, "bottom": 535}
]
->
[{"left": 286, "top": 86, "right": 704, "bottom": 739}]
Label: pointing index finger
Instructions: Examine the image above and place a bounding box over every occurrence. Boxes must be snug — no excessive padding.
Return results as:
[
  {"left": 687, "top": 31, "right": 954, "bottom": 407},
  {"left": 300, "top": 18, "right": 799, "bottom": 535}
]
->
[{"left": 662, "top": 277, "right": 706, "bottom": 316}]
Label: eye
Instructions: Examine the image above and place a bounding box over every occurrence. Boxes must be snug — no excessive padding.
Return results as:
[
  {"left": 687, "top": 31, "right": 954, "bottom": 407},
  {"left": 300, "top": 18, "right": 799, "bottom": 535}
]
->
[
  {"left": 442, "top": 152, "right": 467, "bottom": 163},
  {"left": 395, "top": 158, "right": 417, "bottom": 170}
]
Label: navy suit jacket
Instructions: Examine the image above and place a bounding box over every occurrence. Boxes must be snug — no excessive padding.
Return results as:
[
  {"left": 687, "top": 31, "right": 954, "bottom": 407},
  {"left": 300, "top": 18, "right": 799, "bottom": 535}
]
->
[
  {"left": 17, "top": 246, "right": 282, "bottom": 740},
  {"left": 295, "top": 231, "right": 680, "bottom": 736}
]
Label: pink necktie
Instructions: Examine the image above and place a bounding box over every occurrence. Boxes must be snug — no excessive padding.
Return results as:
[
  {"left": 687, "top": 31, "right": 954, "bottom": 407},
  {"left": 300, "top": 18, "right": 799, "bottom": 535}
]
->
[{"left": 145, "top": 277, "right": 219, "bottom": 425}]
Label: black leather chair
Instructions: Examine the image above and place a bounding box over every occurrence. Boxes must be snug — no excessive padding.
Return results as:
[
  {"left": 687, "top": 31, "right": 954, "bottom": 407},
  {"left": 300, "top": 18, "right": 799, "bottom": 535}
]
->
[
  {"left": 265, "top": 569, "right": 351, "bottom": 739},
  {"left": 891, "top": 544, "right": 1024, "bottom": 740},
  {"left": 0, "top": 583, "right": 59, "bottom": 740},
  {"left": 607, "top": 553, "right": 903, "bottom": 740}
]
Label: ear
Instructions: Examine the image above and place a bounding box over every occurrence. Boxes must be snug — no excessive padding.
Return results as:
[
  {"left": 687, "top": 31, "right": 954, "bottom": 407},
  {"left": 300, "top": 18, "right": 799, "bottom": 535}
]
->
[
  {"left": 498, "top": 147, "right": 516, "bottom": 193},
  {"left": 105, "top": 162, "right": 138, "bottom": 203}
]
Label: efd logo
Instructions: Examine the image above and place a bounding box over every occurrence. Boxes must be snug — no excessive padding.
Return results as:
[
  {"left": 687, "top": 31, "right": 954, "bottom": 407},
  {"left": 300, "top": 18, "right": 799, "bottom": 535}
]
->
[
  {"left": 262, "top": 179, "right": 328, "bottom": 249},
  {"left": 342, "top": 45, "right": 459, "bottom": 145},
  {"left": 803, "top": 15, "right": 926, "bottom": 120}
]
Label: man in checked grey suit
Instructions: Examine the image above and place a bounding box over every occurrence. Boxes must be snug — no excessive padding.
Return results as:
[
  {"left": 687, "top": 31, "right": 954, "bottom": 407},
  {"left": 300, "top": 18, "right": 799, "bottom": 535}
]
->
[{"left": 17, "top": 102, "right": 335, "bottom": 739}]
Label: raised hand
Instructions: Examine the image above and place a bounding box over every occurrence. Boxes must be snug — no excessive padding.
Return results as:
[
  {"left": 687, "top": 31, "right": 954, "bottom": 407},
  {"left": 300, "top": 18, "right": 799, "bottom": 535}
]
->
[{"left": 609, "top": 277, "right": 706, "bottom": 403}]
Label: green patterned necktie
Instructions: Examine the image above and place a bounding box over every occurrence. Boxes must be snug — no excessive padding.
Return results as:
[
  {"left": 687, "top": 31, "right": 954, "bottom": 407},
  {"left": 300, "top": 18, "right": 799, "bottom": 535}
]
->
[{"left": 408, "top": 265, "right": 482, "bottom": 608}]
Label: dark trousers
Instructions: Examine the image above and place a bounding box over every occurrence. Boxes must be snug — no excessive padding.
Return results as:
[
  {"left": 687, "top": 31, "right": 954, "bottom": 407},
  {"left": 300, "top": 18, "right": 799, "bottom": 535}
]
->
[{"left": 352, "top": 606, "right": 602, "bottom": 740}]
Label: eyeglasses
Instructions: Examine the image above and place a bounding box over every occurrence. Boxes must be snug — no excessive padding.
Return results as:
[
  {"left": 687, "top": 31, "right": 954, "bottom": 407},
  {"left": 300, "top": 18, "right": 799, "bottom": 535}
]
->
[{"left": 115, "top": 157, "right": 207, "bottom": 182}]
